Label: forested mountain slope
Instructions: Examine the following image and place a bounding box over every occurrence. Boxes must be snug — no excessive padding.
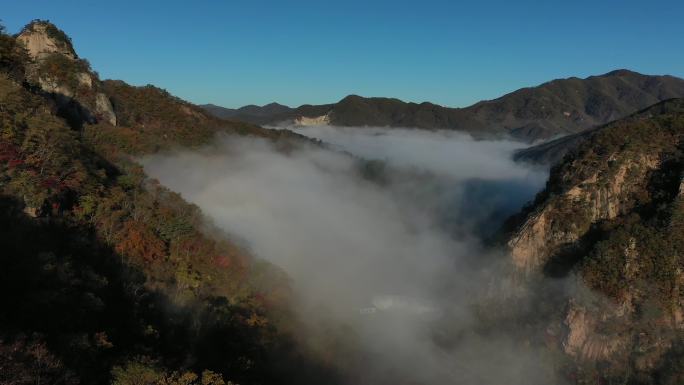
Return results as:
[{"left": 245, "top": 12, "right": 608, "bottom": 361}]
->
[{"left": 0, "top": 20, "right": 329, "bottom": 385}]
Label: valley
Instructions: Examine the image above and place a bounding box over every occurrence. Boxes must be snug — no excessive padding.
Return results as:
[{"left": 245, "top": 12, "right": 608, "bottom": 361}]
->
[{"left": 0, "top": 16, "right": 682, "bottom": 385}]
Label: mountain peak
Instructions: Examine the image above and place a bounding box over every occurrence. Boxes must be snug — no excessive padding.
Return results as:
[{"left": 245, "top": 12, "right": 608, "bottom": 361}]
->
[
  {"left": 339, "top": 94, "right": 365, "bottom": 103},
  {"left": 263, "top": 102, "right": 290, "bottom": 109},
  {"left": 237, "top": 102, "right": 291, "bottom": 116},
  {"left": 17, "top": 20, "right": 77, "bottom": 60},
  {"left": 602, "top": 69, "right": 641, "bottom": 77}
]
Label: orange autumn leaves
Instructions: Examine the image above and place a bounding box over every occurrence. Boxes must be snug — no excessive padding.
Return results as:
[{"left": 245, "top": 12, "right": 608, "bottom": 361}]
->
[{"left": 115, "top": 220, "right": 166, "bottom": 263}]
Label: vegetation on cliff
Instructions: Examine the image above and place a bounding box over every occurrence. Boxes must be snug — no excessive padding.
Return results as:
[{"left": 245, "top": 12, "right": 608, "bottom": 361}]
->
[{"left": 502, "top": 99, "right": 684, "bottom": 383}]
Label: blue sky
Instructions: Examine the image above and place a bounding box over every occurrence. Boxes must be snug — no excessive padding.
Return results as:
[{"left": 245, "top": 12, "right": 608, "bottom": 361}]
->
[{"left": 3, "top": 0, "right": 683, "bottom": 108}]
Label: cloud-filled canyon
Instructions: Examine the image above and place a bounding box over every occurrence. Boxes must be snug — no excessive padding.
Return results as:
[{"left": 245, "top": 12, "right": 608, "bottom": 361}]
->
[{"left": 142, "top": 127, "right": 554, "bottom": 384}]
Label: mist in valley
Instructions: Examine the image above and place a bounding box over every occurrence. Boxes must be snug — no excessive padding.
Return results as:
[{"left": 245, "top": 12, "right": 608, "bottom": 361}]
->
[{"left": 141, "top": 126, "right": 560, "bottom": 385}]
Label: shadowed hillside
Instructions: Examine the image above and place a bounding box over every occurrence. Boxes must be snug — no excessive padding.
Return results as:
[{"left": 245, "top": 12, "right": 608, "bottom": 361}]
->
[{"left": 0, "top": 20, "right": 337, "bottom": 385}]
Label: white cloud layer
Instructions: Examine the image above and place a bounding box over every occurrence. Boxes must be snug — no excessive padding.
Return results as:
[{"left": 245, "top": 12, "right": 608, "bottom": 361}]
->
[{"left": 142, "top": 127, "right": 559, "bottom": 384}]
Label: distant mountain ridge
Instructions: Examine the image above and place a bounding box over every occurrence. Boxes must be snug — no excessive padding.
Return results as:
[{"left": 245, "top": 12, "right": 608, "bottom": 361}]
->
[
  {"left": 201, "top": 102, "right": 292, "bottom": 121},
  {"left": 203, "top": 70, "right": 684, "bottom": 142}
]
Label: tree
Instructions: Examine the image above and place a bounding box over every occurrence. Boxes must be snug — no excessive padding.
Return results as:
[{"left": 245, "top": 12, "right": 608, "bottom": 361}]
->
[
  {"left": 116, "top": 219, "right": 167, "bottom": 264},
  {"left": 111, "top": 360, "right": 230, "bottom": 385}
]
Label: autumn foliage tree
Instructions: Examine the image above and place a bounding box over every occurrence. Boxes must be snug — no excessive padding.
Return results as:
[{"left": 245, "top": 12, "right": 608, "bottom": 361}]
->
[{"left": 116, "top": 219, "right": 167, "bottom": 263}]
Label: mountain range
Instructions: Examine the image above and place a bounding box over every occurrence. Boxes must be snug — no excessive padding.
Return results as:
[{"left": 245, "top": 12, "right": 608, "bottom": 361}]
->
[{"left": 203, "top": 70, "right": 684, "bottom": 142}]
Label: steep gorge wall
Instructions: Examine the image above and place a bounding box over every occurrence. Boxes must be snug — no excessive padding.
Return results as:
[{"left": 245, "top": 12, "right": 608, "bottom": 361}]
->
[
  {"left": 504, "top": 100, "right": 684, "bottom": 377},
  {"left": 508, "top": 152, "right": 661, "bottom": 272}
]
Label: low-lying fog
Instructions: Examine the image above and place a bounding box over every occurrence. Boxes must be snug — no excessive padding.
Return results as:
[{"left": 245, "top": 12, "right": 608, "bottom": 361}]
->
[{"left": 142, "top": 126, "right": 557, "bottom": 384}]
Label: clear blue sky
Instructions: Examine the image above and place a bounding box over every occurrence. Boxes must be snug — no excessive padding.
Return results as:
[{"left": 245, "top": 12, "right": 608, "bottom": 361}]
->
[{"left": 3, "top": 0, "right": 683, "bottom": 108}]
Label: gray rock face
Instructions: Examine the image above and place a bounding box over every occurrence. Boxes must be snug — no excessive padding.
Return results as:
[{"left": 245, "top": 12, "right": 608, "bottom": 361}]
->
[
  {"left": 95, "top": 92, "right": 117, "bottom": 126},
  {"left": 507, "top": 153, "right": 660, "bottom": 272},
  {"left": 17, "top": 22, "right": 76, "bottom": 60},
  {"left": 17, "top": 21, "right": 117, "bottom": 127}
]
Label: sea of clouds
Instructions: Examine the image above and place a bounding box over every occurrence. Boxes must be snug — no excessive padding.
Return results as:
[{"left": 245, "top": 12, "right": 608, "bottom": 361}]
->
[{"left": 142, "top": 126, "right": 562, "bottom": 385}]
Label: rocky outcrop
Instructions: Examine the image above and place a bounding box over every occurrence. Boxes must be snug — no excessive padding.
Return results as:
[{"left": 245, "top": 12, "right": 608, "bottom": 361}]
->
[
  {"left": 37, "top": 75, "right": 73, "bottom": 97},
  {"left": 505, "top": 99, "right": 684, "bottom": 272},
  {"left": 16, "top": 21, "right": 76, "bottom": 60},
  {"left": 17, "top": 21, "right": 117, "bottom": 127},
  {"left": 508, "top": 153, "right": 660, "bottom": 272},
  {"left": 95, "top": 92, "right": 117, "bottom": 125},
  {"left": 294, "top": 114, "right": 330, "bottom": 126},
  {"left": 561, "top": 291, "right": 682, "bottom": 372},
  {"left": 38, "top": 71, "right": 91, "bottom": 97},
  {"left": 563, "top": 300, "right": 630, "bottom": 362}
]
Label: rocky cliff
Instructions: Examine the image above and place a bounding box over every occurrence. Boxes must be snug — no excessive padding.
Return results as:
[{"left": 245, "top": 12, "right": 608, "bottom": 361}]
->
[
  {"left": 504, "top": 99, "right": 684, "bottom": 381},
  {"left": 507, "top": 100, "right": 683, "bottom": 273},
  {"left": 16, "top": 21, "right": 76, "bottom": 60},
  {"left": 17, "top": 20, "right": 117, "bottom": 126}
]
